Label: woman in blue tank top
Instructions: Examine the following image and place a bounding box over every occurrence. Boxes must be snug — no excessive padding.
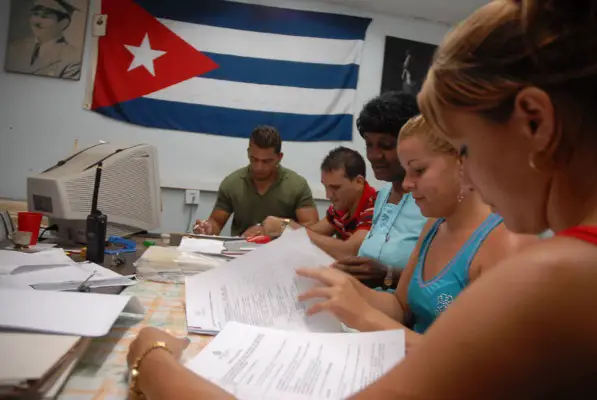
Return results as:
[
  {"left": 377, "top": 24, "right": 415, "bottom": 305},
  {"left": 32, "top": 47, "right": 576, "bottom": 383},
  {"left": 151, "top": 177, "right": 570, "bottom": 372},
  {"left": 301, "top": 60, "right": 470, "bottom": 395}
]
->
[{"left": 297, "top": 115, "right": 538, "bottom": 349}]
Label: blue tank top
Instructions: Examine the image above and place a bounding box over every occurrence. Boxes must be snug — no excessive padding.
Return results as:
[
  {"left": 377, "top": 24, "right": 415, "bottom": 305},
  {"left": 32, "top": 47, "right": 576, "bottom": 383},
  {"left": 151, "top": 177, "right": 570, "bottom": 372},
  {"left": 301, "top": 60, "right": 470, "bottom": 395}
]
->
[{"left": 407, "top": 213, "right": 503, "bottom": 333}]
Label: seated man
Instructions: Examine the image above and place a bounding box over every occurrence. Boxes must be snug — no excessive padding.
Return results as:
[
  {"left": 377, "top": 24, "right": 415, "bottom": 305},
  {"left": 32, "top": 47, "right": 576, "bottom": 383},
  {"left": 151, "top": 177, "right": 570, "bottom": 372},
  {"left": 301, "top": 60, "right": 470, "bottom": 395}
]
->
[
  {"left": 263, "top": 147, "right": 377, "bottom": 259},
  {"left": 194, "top": 126, "right": 319, "bottom": 237}
]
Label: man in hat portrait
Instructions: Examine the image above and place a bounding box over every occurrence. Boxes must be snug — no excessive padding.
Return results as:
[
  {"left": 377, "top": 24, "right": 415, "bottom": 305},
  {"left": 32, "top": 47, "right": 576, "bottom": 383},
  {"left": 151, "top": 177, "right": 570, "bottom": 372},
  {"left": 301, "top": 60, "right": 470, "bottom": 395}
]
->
[{"left": 5, "top": 0, "right": 86, "bottom": 80}]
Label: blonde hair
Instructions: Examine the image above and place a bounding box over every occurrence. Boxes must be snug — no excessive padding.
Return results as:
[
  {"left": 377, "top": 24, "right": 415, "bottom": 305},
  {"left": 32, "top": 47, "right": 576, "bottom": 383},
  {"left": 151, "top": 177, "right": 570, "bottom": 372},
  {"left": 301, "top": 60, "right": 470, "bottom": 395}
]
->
[
  {"left": 419, "top": 0, "right": 597, "bottom": 144},
  {"left": 398, "top": 115, "right": 458, "bottom": 156}
]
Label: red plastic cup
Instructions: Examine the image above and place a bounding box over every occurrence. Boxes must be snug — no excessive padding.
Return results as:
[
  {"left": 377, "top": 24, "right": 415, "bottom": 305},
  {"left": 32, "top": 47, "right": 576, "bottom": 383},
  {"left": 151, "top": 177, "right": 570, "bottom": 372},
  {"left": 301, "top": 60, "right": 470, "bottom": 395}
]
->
[{"left": 18, "top": 212, "right": 43, "bottom": 245}]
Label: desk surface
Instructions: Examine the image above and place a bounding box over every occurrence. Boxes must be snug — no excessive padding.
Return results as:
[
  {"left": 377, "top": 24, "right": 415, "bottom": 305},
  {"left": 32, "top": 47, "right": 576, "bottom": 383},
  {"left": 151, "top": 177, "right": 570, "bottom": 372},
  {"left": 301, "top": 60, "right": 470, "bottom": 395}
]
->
[{"left": 58, "top": 280, "right": 210, "bottom": 399}]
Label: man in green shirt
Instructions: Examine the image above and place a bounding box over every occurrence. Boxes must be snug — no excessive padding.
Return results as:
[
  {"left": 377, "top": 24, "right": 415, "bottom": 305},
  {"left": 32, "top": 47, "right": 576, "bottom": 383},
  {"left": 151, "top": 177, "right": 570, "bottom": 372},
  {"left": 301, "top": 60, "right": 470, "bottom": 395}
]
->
[{"left": 194, "top": 126, "right": 319, "bottom": 237}]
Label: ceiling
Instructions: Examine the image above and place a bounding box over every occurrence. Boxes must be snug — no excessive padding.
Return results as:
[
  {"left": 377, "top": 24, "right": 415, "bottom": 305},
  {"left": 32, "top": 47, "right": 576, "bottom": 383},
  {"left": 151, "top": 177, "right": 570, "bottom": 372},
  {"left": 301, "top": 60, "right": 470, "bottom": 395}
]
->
[{"left": 321, "top": 0, "right": 489, "bottom": 25}]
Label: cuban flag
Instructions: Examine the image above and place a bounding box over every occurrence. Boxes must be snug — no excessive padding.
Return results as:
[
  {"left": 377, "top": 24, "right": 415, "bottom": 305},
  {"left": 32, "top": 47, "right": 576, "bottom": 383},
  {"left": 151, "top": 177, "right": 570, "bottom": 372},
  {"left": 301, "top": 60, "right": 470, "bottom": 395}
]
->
[{"left": 86, "top": 0, "right": 372, "bottom": 142}]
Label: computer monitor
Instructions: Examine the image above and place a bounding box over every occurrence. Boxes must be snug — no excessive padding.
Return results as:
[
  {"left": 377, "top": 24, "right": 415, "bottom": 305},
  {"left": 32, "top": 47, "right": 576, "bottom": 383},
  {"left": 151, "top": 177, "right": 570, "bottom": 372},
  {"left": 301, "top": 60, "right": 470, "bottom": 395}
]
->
[{"left": 27, "top": 142, "right": 162, "bottom": 243}]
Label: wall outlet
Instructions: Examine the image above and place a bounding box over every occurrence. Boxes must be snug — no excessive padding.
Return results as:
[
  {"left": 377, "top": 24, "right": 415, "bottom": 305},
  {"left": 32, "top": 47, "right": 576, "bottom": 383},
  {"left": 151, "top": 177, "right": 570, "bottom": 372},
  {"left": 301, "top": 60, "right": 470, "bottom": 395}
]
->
[{"left": 185, "top": 189, "right": 200, "bottom": 205}]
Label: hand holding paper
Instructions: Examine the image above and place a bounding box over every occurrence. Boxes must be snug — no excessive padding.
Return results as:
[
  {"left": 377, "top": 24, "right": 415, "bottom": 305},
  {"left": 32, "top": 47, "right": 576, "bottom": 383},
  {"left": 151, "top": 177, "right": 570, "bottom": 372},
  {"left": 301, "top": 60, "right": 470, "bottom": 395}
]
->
[
  {"left": 297, "top": 267, "right": 377, "bottom": 331},
  {"left": 185, "top": 228, "right": 343, "bottom": 334}
]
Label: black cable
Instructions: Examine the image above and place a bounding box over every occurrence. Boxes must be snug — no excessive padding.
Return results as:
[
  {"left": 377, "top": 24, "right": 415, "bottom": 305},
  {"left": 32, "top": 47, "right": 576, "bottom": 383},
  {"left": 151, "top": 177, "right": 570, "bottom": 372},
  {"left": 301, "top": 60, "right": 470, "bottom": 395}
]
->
[{"left": 38, "top": 224, "right": 58, "bottom": 242}]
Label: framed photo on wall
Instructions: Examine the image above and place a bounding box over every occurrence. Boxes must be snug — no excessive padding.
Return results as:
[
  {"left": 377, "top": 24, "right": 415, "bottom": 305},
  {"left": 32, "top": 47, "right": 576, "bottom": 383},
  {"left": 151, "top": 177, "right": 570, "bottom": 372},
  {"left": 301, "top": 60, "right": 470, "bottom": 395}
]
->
[
  {"left": 380, "top": 36, "right": 437, "bottom": 96},
  {"left": 4, "top": 0, "right": 88, "bottom": 81}
]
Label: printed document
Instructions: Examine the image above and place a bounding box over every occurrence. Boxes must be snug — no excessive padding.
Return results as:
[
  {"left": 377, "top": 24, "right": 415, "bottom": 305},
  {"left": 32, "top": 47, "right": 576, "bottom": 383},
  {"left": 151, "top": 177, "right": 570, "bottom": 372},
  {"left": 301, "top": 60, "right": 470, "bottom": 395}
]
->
[
  {"left": 186, "top": 322, "right": 405, "bottom": 400},
  {"left": 185, "top": 228, "right": 342, "bottom": 334}
]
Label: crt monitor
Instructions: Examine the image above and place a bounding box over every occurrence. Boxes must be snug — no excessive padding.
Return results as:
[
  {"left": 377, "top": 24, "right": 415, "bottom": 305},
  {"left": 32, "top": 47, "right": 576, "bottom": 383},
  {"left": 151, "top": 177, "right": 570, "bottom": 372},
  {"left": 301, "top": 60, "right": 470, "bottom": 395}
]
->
[{"left": 27, "top": 142, "right": 162, "bottom": 243}]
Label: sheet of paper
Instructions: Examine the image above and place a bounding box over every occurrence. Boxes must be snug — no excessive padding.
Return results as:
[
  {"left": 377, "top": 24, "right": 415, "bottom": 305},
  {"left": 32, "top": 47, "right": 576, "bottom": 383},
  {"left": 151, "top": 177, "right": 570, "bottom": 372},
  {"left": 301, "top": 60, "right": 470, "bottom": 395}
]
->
[
  {"left": 0, "top": 288, "right": 144, "bottom": 337},
  {"left": 178, "top": 237, "right": 225, "bottom": 255},
  {"left": 186, "top": 322, "right": 405, "bottom": 400},
  {"left": 40, "top": 338, "right": 92, "bottom": 399},
  {"left": 0, "top": 262, "right": 134, "bottom": 290},
  {"left": 0, "top": 333, "right": 80, "bottom": 383},
  {"left": 185, "top": 228, "right": 342, "bottom": 334},
  {"left": 0, "top": 249, "right": 75, "bottom": 274}
]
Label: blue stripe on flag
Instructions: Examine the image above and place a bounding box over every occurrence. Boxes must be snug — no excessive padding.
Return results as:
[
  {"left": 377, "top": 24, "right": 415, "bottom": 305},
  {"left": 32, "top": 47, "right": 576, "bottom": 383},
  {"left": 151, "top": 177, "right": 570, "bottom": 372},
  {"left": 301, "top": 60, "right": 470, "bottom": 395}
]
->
[
  {"left": 96, "top": 98, "right": 353, "bottom": 141},
  {"left": 201, "top": 52, "right": 359, "bottom": 89},
  {"left": 134, "top": 0, "right": 372, "bottom": 40}
]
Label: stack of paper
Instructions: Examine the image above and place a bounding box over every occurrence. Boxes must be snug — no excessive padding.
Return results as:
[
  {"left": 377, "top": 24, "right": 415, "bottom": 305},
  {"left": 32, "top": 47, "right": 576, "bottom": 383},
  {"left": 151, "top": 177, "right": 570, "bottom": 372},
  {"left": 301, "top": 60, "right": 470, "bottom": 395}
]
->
[
  {"left": 178, "top": 237, "right": 226, "bottom": 255},
  {"left": 186, "top": 322, "right": 406, "bottom": 400},
  {"left": 0, "top": 333, "right": 91, "bottom": 398},
  {"left": 0, "top": 249, "right": 75, "bottom": 273},
  {"left": 0, "top": 249, "right": 135, "bottom": 290},
  {"left": 185, "top": 228, "right": 342, "bottom": 335},
  {"left": 0, "top": 288, "right": 144, "bottom": 336},
  {"left": 135, "top": 246, "right": 226, "bottom": 283}
]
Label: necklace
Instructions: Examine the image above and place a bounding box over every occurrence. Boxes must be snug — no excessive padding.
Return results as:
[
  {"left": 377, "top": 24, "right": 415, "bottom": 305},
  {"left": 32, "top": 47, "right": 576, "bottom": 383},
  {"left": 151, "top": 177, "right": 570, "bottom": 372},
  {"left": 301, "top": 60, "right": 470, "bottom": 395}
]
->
[{"left": 368, "top": 188, "right": 408, "bottom": 243}]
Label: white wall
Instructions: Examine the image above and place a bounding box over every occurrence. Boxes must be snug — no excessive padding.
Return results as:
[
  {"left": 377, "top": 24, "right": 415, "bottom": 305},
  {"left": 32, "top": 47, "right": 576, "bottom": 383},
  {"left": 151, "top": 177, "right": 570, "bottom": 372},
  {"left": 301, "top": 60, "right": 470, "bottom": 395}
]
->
[{"left": 0, "top": 0, "right": 448, "bottom": 234}]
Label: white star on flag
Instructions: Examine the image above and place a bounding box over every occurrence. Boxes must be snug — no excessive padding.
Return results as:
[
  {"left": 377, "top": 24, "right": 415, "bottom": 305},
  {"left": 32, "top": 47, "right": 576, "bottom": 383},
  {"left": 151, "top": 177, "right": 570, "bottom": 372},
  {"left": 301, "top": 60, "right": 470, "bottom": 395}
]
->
[{"left": 125, "top": 33, "right": 166, "bottom": 76}]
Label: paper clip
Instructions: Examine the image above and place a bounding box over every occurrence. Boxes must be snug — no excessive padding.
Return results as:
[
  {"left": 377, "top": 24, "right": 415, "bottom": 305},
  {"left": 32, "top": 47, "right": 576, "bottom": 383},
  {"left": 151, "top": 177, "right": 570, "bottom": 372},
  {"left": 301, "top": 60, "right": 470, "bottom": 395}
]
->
[{"left": 76, "top": 271, "right": 97, "bottom": 292}]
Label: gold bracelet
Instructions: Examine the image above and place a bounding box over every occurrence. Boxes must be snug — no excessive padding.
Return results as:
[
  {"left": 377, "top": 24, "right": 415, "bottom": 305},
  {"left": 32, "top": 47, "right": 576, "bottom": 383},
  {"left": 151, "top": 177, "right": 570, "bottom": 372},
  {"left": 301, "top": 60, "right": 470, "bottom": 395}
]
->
[{"left": 129, "top": 341, "right": 172, "bottom": 399}]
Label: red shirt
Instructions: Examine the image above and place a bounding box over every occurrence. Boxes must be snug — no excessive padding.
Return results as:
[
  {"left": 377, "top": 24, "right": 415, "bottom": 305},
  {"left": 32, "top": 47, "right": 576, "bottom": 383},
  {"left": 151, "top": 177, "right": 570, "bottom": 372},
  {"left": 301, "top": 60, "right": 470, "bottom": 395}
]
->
[{"left": 326, "top": 182, "right": 377, "bottom": 240}]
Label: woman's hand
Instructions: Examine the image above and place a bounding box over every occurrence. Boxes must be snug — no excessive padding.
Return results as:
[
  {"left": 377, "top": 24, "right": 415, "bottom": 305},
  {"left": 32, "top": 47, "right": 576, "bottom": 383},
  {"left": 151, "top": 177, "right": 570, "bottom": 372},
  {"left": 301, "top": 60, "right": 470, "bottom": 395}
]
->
[
  {"left": 296, "top": 267, "right": 380, "bottom": 330},
  {"left": 333, "top": 256, "right": 394, "bottom": 288},
  {"left": 128, "top": 327, "right": 190, "bottom": 367}
]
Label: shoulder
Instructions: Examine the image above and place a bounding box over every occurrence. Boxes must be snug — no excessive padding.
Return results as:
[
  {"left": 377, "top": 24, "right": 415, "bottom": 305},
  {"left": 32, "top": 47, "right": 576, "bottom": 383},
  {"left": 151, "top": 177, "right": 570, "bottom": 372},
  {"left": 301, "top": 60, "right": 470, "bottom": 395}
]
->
[
  {"left": 471, "top": 222, "right": 542, "bottom": 279},
  {"left": 357, "top": 191, "right": 377, "bottom": 220},
  {"left": 220, "top": 167, "right": 247, "bottom": 188},
  {"left": 57, "top": 41, "right": 80, "bottom": 61},
  {"left": 480, "top": 223, "right": 541, "bottom": 260},
  {"left": 476, "top": 237, "right": 597, "bottom": 321},
  {"left": 415, "top": 240, "right": 597, "bottom": 388},
  {"left": 280, "top": 167, "right": 309, "bottom": 186},
  {"left": 377, "top": 184, "right": 392, "bottom": 198},
  {"left": 418, "top": 219, "right": 439, "bottom": 243}
]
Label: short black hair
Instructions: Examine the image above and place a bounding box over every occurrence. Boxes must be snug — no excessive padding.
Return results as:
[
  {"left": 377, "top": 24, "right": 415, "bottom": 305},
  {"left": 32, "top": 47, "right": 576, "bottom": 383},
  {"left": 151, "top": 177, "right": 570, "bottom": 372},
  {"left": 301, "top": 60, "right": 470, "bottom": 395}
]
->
[
  {"left": 249, "top": 125, "right": 282, "bottom": 154},
  {"left": 321, "top": 146, "right": 366, "bottom": 180},
  {"left": 356, "top": 91, "right": 419, "bottom": 138}
]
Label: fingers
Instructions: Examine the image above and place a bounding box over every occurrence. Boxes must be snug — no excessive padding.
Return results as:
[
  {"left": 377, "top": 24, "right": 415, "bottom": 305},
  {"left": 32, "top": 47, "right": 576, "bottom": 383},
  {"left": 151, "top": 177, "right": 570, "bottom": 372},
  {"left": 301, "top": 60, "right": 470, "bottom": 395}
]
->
[
  {"left": 305, "top": 300, "right": 330, "bottom": 316},
  {"left": 338, "top": 256, "right": 367, "bottom": 266},
  {"left": 296, "top": 267, "right": 347, "bottom": 287},
  {"left": 298, "top": 286, "right": 334, "bottom": 302},
  {"left": 193, "top": 220, "right": 209, "bottom": 234}
]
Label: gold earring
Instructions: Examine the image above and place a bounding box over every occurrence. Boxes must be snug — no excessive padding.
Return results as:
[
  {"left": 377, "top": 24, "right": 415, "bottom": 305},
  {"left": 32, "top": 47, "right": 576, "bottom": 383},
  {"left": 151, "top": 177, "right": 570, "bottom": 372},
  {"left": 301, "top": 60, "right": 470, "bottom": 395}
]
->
[{"left": 457, "top": 185, "right": 465, "bottom": 203}]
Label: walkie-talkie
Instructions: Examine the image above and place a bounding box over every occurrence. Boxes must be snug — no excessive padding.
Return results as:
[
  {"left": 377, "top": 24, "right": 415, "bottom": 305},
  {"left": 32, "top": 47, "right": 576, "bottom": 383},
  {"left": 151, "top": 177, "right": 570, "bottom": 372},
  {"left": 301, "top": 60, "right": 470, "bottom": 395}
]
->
[{"left": 86, "top": 162, "right": 107, "bottom": 263}]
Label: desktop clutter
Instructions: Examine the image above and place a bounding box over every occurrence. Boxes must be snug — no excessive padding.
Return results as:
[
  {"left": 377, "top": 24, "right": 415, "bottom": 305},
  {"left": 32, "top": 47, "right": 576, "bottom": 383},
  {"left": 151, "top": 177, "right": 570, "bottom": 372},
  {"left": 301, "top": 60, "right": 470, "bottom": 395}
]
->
[{"left": 0, "top": 142, "right": 406, "bottom": 399}]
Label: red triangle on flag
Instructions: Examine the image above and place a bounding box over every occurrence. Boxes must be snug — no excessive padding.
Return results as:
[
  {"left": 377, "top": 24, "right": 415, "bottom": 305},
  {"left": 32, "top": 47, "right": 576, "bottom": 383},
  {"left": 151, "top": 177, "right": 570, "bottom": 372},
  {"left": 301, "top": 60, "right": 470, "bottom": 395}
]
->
[{"left": 91, "top": 0, "right": 219, "bottom": 109}]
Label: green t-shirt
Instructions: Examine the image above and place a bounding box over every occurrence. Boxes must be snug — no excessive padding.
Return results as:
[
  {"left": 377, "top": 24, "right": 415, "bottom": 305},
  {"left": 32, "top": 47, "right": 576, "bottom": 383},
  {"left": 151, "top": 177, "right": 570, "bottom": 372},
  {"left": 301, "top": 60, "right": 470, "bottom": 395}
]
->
[{"left": 215, "top": 166, "right": 315, "bottom": 236}]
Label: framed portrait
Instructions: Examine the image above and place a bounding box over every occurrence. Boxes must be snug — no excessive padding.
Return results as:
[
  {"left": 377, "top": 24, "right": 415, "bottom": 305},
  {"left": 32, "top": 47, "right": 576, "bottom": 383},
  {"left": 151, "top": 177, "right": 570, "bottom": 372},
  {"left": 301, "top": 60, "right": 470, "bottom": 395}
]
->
[
  {"left": 4, "top": 0, "right": 88, "bottom": 81},
  {"left": 380, "top": 36, "right": 437, "bottom": 96}
]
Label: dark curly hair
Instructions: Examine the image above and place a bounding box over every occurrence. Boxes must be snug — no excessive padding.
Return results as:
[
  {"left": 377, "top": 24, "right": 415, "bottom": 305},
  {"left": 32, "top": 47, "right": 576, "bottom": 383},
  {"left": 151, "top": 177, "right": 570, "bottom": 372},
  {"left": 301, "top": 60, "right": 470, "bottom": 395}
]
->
[{"left": 356, "top": 91, "right": 419, "bottom": 138}]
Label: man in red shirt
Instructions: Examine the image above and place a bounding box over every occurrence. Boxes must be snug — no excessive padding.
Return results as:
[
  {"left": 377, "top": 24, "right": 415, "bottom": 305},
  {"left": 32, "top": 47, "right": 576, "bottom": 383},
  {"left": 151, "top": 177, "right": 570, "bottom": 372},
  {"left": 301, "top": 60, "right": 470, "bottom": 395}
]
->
[{"left": 263, "top": 147, "right": 377, "bottom": 259}]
